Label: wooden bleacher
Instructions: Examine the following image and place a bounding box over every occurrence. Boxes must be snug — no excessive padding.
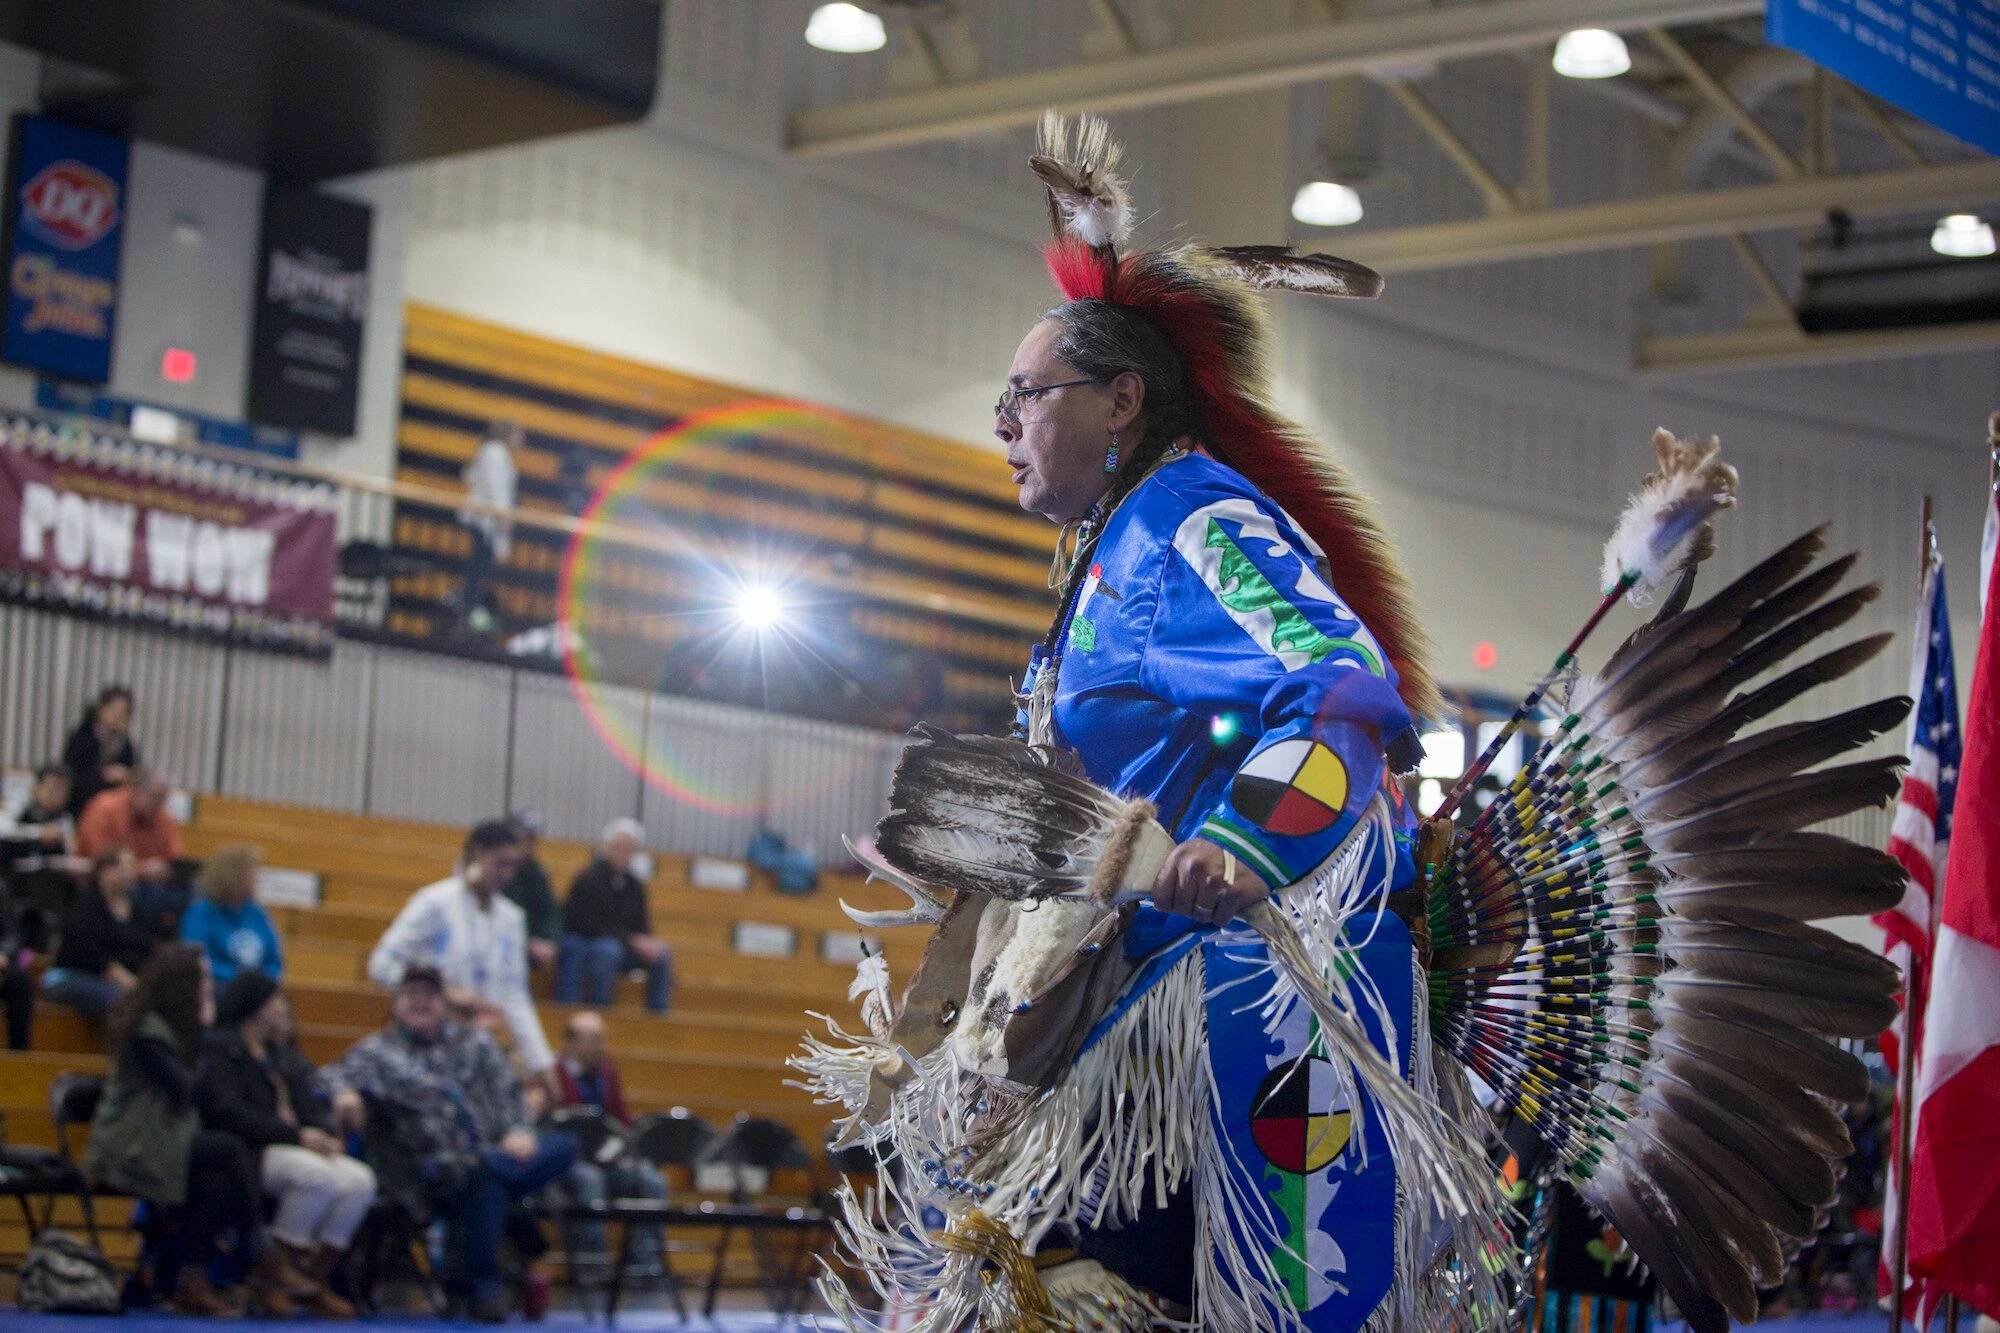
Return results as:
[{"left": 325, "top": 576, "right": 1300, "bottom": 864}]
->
[{"left": 0, "top": 793, "right": 917, "bottom": 1281}]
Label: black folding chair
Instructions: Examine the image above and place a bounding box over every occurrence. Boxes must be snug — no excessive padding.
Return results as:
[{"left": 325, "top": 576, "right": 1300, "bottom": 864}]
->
[
  {"left": 627, "top": 1108, "right": 717, "bottom": 1185},
  {"left": 348, "top": 1098, "right": 446, "bottom": 1316},
  {"left": 623, "top": 1108, "right": 718, "bottom": 1321},
  {"left": 542, "top": 1106, "right": 628, "bottom": 1166},
  {"left": 699, "top": 1115, "right": 824, "bottom": 1318},
  {"left": 0, "top": 1107, "right": 87, "bottom": 1251},
  {"left": 47, "top": 1072, "right": 108, "bottom": 1250},
  {"left": 538, "top": 1106, "right": 628, "bottom": 1309}
]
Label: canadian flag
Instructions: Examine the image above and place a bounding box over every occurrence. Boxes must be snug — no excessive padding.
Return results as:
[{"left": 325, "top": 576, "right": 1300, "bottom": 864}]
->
[{"left": 1905, "top": 461, "right": 2000, "bottom": 1319}]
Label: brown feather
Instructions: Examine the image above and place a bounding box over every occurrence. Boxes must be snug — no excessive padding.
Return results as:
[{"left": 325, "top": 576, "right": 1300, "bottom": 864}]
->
[
  {"left": 1633, "top": 633, "right": 1894, "bottom": 784},
  {"left": 1653, "top": 755, "right": 1903, "bottom": 845},
  {"left": 1652, "top": 1003, "right": 1873, "bottom": 1103},
  {"left": 1630, "top": 1134, "right": 1763, "bottom": 1322},
  {"left": 1654, "top": 970, "right": 1897, "bottom": 1039},
  {"left": 1589, "top": 526, "right": 1828, "bottom": 707},
  {"left": 1587, "top": 1167, "right": 1732, "bottom": 1333},
  {"left": 1634, "top": 697, "right": 1911, "bottom": 820},
  {"left": 1636, "top": 1109, "right": 1811, "bottom": 1299},
  {"left": 1207, "top": 245, "right": 1383, "bottom": 299},
  {"left": 1713, "top": 583, "right": 1883, "bottom": 696}
]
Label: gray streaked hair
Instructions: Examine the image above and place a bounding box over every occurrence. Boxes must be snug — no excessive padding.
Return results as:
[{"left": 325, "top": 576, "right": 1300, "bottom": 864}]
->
[
  {"left": 1042, "top": 299, "right": 1198, "bottom": 466},
  {"left": 601, "top": 816, "right": 645, "bottom": 848}
]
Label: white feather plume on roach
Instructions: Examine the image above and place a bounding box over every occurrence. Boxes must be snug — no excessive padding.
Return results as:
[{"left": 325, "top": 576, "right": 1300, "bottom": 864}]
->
[
  {"left": 1600, "top": 428, "right": 1740, "bottom": 603},
  {"left": 1031, "top": 111, "right": 1133, "bottom": 250}
]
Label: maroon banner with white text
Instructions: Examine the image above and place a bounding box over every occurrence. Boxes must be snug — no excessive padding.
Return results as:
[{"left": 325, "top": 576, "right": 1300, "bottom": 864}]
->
[{"left": 0, "top": 419, "right": 336, "bottom": 655}]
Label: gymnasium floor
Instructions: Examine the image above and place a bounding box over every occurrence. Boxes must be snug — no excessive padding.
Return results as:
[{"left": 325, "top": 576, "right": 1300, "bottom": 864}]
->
[
  {"left": 2, "top": 1309, "right": 1974, "bottom": 1331},
  {"left": 0, "top": 1315, "right": 821, "bottom": 1332}
]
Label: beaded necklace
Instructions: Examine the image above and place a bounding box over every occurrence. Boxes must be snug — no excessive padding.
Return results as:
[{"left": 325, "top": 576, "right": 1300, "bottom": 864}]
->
[{"left": 1018, "top": 444, "right": 1188, "bottom": 745}]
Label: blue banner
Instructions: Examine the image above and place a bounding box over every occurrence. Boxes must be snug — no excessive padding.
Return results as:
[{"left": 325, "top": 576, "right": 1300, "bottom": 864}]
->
[
  {"left": 35, "top": 379, "right": 302, "bottom": 461},
  {"left": 1, "top": 117, "right": 127, "bottom": 384},
  {"left": 1769, "top": 0, "right": 2000, "bottom": 157}
]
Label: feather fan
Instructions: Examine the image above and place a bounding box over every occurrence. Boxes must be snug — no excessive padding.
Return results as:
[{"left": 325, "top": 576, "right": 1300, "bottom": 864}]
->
[{"left": 1429, "top": 526, "right": 1907, "bottom": 1333}]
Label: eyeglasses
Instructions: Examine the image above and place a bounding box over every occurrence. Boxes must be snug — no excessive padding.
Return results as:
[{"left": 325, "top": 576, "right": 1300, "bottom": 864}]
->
[{"left": 994, "top": 378, "right": 1094, "bottom": 427}]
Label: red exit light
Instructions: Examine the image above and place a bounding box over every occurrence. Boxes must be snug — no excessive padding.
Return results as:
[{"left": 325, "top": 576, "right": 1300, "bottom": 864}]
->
[
  {"left": 1473, "top": 641, "right": 1498, "bottom": 671},
  {"left": 161, "top": 347, "right": 197, "bottom": 383}
]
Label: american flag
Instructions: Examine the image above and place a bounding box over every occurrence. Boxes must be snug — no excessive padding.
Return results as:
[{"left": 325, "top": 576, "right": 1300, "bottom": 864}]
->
[{"left": 1876, "top": 551, "right": 1961, "bottom": 1303}]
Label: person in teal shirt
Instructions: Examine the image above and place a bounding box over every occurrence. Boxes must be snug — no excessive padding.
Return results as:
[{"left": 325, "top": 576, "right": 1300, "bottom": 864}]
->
[{"left": 180, "top": 845, "right": 283, "bottom": 983}]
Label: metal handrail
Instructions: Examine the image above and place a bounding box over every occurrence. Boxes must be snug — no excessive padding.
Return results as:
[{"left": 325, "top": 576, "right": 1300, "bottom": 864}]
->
[{"left": 12, "top": 410, "right": 1047, "bottom": 636}]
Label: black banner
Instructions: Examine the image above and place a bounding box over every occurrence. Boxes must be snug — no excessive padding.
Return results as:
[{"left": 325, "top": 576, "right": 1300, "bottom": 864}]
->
[{"left": 246, "top": 189, "right": 370, "bottom": 436}]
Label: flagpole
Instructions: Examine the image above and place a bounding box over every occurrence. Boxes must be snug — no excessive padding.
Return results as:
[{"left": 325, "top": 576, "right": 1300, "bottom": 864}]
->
[{"left": 1889, "top": 494, "right": 1933, "bottom": 1331}]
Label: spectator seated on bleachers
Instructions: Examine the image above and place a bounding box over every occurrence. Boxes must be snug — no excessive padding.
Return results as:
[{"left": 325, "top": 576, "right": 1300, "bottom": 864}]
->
[
  {"left": 553, "top": 1011, "right": 666, "bottom": 1283},
  {"left": 181, "top": 843, "right": 284, "bottom": 984},
  {"left": 85, "top": 943, "right": 312, "bottom": 1317},
  {"left": 366, "top": 818, "right": 555, "bottom": 1084},
  {"left": 197, "top": 969, "right": 373, "bottom": 1319},
  {"left": 1, "top": 761, "right": 84, "bottom": 945},
  {"left": 61, "top": 684, "right": 138, "bottom": 820},
  {"left": 0, "top": 883, "right": 33, "bottom": 1050},
  {"left": 556, "top": 819, "right": 673, "bottom": 1014},
  {"left": 503, "top": 810, "right": 561, "bottom": 973},
  {"left": 321, "top": 964, "right": 577, "bottom": 1324},
  {"left": 0, "top": 763, "right": 73, "bottom": 1049},
  {"left": 41, "top": 848, "right": 157, "bottom": 1023},
  {"left": 76, "top": 767, "right": 184, "bottom": 926}
]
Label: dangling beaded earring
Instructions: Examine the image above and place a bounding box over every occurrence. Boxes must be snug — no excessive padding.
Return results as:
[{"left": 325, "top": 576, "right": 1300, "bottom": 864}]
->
[{"left": 1103, "top": 426, "right": 1120, "bottom": 474}]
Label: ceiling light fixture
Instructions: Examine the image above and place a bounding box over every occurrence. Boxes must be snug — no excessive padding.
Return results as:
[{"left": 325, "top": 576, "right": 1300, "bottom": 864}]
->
[
  {"left": 1552, "top": 29, "right": 1632, "bottom": 79},
  {"left": 806, "top": 3, "right": 886, "bottom": 53},
  {"left": 1931, "top": 213, "right": 1998, "bottom": 258},
  {"left": 1291, "top": 180, "right": 1364, "bottom": 228}
]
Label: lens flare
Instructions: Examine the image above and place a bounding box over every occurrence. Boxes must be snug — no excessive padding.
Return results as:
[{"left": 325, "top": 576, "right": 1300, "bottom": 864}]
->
[
  {"left": 735, "top": 583, "right": 786, "bottom": 630},
  {"left": 557, "top": 400, "right": 889, "bottom": 816}
]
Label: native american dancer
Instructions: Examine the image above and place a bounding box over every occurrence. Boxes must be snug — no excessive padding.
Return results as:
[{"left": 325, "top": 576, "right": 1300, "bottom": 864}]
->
[{"left": 797, "top": 114, "right": 1907, "bottom": 1333}]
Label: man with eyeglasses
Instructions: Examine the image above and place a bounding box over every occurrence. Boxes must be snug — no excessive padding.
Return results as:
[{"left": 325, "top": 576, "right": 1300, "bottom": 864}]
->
[{"left": 807, "top": 114, "right": 1452, "bottom": 1332}]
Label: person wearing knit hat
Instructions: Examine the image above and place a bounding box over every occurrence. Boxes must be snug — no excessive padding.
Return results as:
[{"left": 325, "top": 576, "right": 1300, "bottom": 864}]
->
[
  {"left": 196, "top": 972, "right": 375, "bottom": 1318},
  {"left": 212, "top": 967, "right": 279, "bottom": 1028}
]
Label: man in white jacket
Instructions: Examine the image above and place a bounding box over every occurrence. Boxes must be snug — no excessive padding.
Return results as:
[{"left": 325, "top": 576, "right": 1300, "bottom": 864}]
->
[{"left": 367, "top": 818, "right": 555, "bottom": 1083}]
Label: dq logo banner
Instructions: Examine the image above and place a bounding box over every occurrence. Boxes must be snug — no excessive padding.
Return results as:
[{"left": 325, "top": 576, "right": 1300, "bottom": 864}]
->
[{"left": 2, "top": 117, "right": 127, "bottom": 383}]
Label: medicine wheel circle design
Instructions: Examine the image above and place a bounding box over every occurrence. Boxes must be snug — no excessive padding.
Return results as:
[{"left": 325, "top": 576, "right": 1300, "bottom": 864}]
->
[
  {"left": 1229, "top": 739, "right": 1349, "bottom": 837},
  {"left": 1249, "top": 1056, "right": 1353, "bottom": 1175}
]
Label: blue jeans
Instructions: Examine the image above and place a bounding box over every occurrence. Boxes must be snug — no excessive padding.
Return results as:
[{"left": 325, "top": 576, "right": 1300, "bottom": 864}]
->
[
  {"left": 40, "top": 968, "right": 121, "bottom": 1022},
  {"left": 441, "top": 1133, "right": 579, "bottom": 1300},
  {"left": 555, "top": 934, "right": 672, "bottom": 1013}
]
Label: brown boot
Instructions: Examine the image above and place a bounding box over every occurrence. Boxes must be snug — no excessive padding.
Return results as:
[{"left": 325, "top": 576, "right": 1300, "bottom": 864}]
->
[
  {"left": 171, "top": 1268, "right": 243, "bottom": 1318},
  {"left": 294, "top": 1242, "right": 359, "bottom": 1320},
  {"left": 266, "top": 1242, "right": 323, "bottom": 1301},
  {"left": 248, "top": 1246, "right": 301, "bottom": 1318}
]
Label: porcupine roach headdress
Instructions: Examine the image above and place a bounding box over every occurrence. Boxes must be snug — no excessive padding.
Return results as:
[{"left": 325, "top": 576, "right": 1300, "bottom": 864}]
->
[{"left": 1032, "top": 112, "right": 1445, "bottom": 725}]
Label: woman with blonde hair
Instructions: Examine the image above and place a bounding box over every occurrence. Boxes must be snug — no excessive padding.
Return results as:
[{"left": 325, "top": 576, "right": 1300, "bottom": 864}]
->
[{"left": 181, "top": 843, "right": 283, "bottom": 983}]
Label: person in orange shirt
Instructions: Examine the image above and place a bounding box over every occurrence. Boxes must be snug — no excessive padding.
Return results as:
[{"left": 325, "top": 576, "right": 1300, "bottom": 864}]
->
[{"left": 76, "top": 767, "right": 182, "bottom": 883}]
